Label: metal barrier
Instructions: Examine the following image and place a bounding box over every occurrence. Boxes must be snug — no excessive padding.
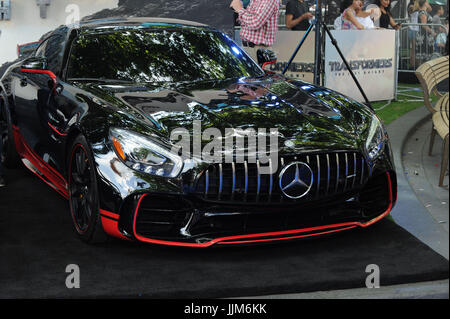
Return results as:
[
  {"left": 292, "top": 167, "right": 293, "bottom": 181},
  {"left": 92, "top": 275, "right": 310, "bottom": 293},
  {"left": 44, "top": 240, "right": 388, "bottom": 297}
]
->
[{"left": 398, "top": 22, "right": 448, "bottom": 73}]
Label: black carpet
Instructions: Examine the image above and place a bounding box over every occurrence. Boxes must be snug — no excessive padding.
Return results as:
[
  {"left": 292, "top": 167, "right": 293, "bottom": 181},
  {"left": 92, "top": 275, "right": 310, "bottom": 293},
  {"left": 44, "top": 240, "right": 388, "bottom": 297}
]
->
[{"left": 0, "top": 166, "right": 448, "bottom": 299}]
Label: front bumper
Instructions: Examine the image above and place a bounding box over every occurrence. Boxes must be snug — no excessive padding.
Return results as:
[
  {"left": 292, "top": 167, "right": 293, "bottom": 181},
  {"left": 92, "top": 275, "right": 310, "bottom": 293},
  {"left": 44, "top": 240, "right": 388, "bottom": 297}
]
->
[{"left": 101, "top": 170, "right": 396, "bottom": 247}]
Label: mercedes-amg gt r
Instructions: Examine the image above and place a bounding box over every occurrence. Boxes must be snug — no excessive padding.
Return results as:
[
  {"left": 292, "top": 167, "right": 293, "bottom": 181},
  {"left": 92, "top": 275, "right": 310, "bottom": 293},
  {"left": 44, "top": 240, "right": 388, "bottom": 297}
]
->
[{"left": 0, "top": 18, "right": 397, "bottom": 246}]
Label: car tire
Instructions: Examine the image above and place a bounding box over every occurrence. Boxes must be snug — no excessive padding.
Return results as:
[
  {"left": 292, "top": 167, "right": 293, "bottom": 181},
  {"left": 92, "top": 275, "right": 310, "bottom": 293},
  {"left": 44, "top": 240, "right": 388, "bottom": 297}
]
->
[
  {"left": 68, "top": 135, "right": 108, "bottom": 244},
  {"left": 0, "top": 93, "right": 20, "bottom": 168}
]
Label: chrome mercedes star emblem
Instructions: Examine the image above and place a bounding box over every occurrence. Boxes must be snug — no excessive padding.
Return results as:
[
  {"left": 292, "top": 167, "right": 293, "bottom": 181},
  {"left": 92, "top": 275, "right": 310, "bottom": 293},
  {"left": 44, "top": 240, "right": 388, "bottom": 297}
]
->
[{"left": 279, "top": 162, "right": 313, "bottom": 199}]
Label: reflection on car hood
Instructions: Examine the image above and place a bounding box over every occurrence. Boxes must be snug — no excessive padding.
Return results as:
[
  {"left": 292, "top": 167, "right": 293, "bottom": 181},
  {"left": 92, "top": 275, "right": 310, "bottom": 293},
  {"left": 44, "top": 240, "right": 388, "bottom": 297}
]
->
[{"left": 79, "top": 74, "right": 372, "bottom": 154}]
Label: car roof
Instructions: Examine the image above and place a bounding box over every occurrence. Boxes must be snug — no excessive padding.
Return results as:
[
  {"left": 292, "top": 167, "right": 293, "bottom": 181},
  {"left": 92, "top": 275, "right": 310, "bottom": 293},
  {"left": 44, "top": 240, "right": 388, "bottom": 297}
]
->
[
  {"left": 77, "top": 17, "right": 209, "bottom": 31},
  {"left": 38, "top": 18, "right": 212, "bottom": 48}
]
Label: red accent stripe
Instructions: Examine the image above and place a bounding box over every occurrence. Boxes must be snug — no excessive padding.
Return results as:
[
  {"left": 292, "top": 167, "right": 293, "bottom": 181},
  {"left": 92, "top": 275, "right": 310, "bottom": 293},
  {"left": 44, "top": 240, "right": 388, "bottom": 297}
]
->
[
  {"left": 20, "top": 155, "right": 69, "bottom": 199},
  {"left": 217, "top": 226, "right": 357, "bottom": 245},
  {"left": 20, "top": 68, "right": 57, "bottom": 91},
  {"left": 12, "top": 125, "right": 69, "bottom": 199},
  {"left": 48, "top": 122, "right": 67, "bottom": 136},
  {"left": 17, "top": 41, "right": 41, "bottom": 57},
  {"left": 13, "top": 126, "right": 128, "bottom": 241},
  {"left": 262, "top": 60, "right": 276, "bottom": 71},
  {"left": 18, "top": 41, "right": 41, "bottom": 48},
  {"left": 100, "top": 209, "right": 120, "bottom": 220},
  {"left": 101, "top": 215, "right": 132, "bottom": 241},
  {"left": 132, "top": 172, "right": 394, "bottom": 247},
  {"left": 20, "top": 68, "right": 56, "bottom": 80}
]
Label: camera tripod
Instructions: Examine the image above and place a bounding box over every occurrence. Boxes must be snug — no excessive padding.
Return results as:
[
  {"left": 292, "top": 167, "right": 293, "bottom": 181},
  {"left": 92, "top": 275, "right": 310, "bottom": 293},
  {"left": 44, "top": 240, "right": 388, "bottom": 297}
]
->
[{"left": 282, "top": 0, "right": 373, "bottom": 109}]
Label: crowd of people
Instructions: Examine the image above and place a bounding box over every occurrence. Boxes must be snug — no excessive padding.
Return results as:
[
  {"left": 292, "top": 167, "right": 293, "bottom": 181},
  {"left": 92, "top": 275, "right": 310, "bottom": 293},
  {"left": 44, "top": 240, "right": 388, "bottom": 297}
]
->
[
  {"left": 231, "top": 0, "right": 448, "bottom": 67},
  {"left": 329, "top": 0, "right": 447, "bottom": 63},
  {"left": 407, "top": 0, "right": 449, "bottom": 65}
]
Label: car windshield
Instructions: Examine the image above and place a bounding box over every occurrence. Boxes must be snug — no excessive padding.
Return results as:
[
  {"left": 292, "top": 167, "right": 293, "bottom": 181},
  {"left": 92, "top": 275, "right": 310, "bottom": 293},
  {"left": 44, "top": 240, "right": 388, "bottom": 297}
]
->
[{"left": 66, "top": 27, "right": 263, "bottom": 83}]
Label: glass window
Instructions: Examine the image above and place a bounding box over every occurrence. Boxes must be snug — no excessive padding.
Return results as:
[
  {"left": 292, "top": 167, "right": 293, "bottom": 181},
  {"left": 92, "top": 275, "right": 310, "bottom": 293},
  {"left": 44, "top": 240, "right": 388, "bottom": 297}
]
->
[
  {"left": 34, "top": 39, "right": 49, "bottom": 58},
  {"left": 45, "top": 35, "right": 64, "bottom": 74},
  {"left": 34, "top": 27, "right": 68, "bottom": 74},
  {"left": 66, "top": 27, "right": 263, "bottom": 83}
]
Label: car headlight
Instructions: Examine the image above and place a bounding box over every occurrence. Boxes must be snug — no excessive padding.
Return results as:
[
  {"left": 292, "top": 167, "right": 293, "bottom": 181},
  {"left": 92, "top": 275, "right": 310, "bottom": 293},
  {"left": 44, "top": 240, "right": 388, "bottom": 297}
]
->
[
  {"left": 110, "top": 128, "right": 183, "bottom": 178},
  {"left": 365, "top": 116, "right": 387, "bottom": 161}
]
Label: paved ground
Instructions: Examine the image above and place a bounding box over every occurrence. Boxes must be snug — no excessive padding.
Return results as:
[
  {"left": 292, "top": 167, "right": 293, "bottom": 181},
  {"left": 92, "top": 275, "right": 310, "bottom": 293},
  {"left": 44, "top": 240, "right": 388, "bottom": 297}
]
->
[
  {"left": 402, "top": 118, "right": 449, "bottom": 232},
  {"left": 240, "top": 105, "right": 450, "bottom": 299},
  {"left": 389, "top": 106, "right": 449, "bottom": 261},
  {"left": 239, "top": 279, "right": 449, "bottom": 299}
]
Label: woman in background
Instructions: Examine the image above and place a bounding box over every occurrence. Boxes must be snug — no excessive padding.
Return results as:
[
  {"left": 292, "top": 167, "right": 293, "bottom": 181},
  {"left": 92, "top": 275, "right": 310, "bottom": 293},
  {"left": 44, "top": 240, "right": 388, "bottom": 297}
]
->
[
  {"left": 356, "top": 1, "right": 376, "bottom": 29},
  {"left": 416, "top": 0, "right": 436, "bottom": 63},
  {"left": 335, "top": 0, "right": 375, "bottom": 30},
  {"left": 408, "top": 0, "right": 420, "bottom": 67},
  {"left": 340, "top": 0, "right": 365, "bottom": 30},
  {"left": 375, "top": 0, "right": 401, "bottom": 30}
]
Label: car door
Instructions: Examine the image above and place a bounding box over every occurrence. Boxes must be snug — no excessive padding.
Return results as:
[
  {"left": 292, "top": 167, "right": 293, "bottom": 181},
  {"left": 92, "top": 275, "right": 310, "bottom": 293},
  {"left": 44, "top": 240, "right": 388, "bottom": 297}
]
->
[
  {"left": 12, "top": 37, "right": 51, "bottom": 157},
  {"left": 12, "top": 30, "right": 74, "bottom": 195}
]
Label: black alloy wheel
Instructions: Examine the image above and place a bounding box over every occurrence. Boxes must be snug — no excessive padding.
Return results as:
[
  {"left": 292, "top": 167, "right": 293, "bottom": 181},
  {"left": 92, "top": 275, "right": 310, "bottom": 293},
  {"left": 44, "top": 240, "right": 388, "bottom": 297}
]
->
[{"left": 68, "top": 135, "right": 107, "bottom": 243}]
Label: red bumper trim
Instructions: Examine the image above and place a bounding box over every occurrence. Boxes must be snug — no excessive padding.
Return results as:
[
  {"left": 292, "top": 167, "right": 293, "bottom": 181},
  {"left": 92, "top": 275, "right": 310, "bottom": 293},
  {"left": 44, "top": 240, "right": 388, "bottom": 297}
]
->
[
  {"left": 132, "top": 172, "right": 394, "bottom": 247},
  {"left": 100, "top": 211, "right": 132, "bottom": 241},
  {"left": 12, "top": 125, "right": 69, "bottom": 199},
  {"left": 100, "top": 209, "right": 120, "bottom": 220}
]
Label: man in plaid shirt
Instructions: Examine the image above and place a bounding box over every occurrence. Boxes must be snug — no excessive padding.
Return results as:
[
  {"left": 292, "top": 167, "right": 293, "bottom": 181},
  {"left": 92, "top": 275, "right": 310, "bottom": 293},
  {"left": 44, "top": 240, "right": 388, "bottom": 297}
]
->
[{"left": 230, "top": 0, "right": 280, "bottom": 62}]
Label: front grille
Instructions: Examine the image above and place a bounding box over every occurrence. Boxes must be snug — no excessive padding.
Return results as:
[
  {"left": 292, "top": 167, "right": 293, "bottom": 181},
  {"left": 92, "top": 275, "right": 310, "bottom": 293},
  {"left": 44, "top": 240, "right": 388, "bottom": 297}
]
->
[
  {"left": 134, "top": 194, "right": 191, "bottom": 237},
  {"left": 192, "top": 151, "right": 370, "bottom": 203}
]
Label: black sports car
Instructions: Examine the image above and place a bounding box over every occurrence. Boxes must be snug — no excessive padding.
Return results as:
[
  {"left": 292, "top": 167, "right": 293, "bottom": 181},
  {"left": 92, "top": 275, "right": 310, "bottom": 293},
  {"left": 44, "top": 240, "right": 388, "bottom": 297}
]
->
[{"left": 0, "top": 18, "right": 397, "bottom": 247}]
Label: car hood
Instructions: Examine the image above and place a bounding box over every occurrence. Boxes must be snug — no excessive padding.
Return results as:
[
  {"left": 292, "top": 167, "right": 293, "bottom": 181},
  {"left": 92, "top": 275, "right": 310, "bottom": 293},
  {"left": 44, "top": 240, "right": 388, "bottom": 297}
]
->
[{"left": 79, "top": 75, "right": 373, "bottom": 154}]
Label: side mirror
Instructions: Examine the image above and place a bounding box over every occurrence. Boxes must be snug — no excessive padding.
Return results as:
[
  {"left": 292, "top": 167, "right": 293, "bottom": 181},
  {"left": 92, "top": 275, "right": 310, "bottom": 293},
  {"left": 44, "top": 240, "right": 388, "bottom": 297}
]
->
[
  {"left": 257, "top": 49, "right": 277, "bottom": 70},
  {"left": 21, "top": 57, "right": 48, "bottom": 71},
  {"left": 21, "top": 58, "right": 60, "bottom": 95}
]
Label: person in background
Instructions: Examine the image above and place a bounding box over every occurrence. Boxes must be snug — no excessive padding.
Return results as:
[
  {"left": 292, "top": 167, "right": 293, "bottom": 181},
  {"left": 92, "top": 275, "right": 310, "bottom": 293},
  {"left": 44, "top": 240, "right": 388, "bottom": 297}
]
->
[
  {"left": 417, "top": 0, "right": 436, "bottom": 62},
  {"left": 356, "top": 0, "right": 376, "bottom": 29},
  {"left": 374, "top": 0, "right": 401, "bottom": 30},
  {"left": 340, "top": 0, "right": 365, "bottom": 30},
  {"left": 435, "top": 17, "right": 448, "bottom": 55},
  {"left": 408, "top": 0, "right": 420, "bottom": 67},
  {"left": 285, "top": 0, "right": 314, "bottom": 31},
  {"left": 407, "top": 0, "right": 416, "bottom": 15},
  {"left": 425, "top": 0, "right": 432, "bottom": 13},
  {"left": 233, "top": 0, "right": 251, "bottom": 26},
  {"left": 446, "top": 21, "right": 449, "bottom": 55},
  {"left": 410, "top": 0, "right": 432, "bottom": 14},
  {"left": 432, "top": 6, "right": 445, "bottom": 34},
  {"left": 418, "top": 1, "right": 436, "bottom": 40},
  {"left": 408, "top": 0, "right": 420, "bottom": 25},
  {"left": 230, "top": 0, "right": 280, "bottom": 62}
]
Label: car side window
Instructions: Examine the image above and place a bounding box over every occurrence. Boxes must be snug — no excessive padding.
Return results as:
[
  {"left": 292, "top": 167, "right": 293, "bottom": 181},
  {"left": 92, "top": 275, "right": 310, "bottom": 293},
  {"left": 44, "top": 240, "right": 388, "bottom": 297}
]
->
[
  {"left": 45, "top": 35, "right": 65, "bottom": 74},
  {"left": 34, "top": 39, "right": 49, "bottom": 58},
  {"left": 33, "top": 28, "right": 68, "bottom": 75}
]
